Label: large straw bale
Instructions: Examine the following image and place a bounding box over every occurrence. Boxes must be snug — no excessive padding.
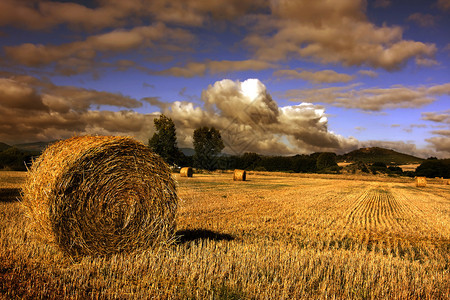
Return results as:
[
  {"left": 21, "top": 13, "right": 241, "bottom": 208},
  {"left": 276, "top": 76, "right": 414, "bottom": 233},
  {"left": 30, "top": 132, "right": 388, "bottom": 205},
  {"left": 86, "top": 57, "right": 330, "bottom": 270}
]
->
[
  {"left": 233, "top": 169, "right": 246, "bottom": 181},
  {"left": 180, "top": 167, "right": 193, "bottom": 177},
  {"left": 21, "top": 136, "right": 178, "bottom": 257},
  {"left": 415, "top": 176, "right": 427, "bottom": 187}
]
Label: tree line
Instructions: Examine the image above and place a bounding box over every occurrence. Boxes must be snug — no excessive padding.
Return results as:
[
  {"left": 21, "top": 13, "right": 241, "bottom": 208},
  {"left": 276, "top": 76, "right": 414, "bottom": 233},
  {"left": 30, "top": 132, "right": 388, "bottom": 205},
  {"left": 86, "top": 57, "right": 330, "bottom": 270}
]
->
[
  {"left": 148, "top": 114, "right": 225, "bottom": 171},
  {"left": 148, "top": 114, "right": 339, "bottom": 173},
  {"left": 0, "top": 147, "right": 36, "bottom": 171},
  {"left": 1, "top": 114, "right": 448, "bottom": 178},
  {"left": 147, "top": 114, "right": 450, "bottom": 177}
]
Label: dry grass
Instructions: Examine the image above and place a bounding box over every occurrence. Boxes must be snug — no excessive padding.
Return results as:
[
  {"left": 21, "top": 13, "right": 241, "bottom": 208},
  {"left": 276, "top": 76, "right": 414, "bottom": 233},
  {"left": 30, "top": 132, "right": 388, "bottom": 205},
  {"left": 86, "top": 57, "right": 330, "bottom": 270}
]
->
[
  {"left": 1, "top": 171, "right": 449, "bottom": 299},
  {"left": 337, "top": 162, "right": 353, "bottom": 167},
  {"left": 398, "top": 164, "right": 420, "bottom": 172},
  {"left": 21, "top": 136, "right": 178, "bottom": 257},
  {"left": 0, "top": 171, "right": 26, "bottom": 202}
]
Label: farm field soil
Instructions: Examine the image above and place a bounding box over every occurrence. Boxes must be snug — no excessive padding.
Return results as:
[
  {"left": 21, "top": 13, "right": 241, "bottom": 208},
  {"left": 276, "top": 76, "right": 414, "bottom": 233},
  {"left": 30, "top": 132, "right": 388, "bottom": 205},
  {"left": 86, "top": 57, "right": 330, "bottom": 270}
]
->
[{"left": 0, "top": 171, "right": 449, "bottom": 299}]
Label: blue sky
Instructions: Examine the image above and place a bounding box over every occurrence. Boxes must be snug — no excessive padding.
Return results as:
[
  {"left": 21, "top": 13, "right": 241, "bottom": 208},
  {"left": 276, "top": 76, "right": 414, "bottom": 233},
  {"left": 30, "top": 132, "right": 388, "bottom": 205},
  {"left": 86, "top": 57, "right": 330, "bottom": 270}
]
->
[{"left": 0, "top": 0, "right": 449, "bottom": 158}]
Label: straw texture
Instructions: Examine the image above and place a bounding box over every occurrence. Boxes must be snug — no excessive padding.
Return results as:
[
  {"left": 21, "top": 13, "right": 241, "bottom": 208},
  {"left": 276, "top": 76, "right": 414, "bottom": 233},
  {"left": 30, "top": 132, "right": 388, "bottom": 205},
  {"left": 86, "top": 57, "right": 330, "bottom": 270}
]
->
[
  {"left": 21, "top": 136, "right": 178, "bottom": 257},
  {"left": 180, "top": 167, "right": 193, "bottom": 177},
  {"left": 233, "top": 169, "right": 246, "bottom": 181},
  {"left": 415, "top": 177, "right": 427, "bottom": 187}
]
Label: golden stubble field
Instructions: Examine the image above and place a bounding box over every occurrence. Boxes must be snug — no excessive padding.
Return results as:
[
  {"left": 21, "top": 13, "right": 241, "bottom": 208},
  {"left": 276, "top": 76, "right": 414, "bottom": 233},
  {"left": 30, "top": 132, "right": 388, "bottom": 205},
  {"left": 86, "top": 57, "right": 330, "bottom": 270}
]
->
[{"left": 0, "top": 171, "right": 449, "bottom": 299}]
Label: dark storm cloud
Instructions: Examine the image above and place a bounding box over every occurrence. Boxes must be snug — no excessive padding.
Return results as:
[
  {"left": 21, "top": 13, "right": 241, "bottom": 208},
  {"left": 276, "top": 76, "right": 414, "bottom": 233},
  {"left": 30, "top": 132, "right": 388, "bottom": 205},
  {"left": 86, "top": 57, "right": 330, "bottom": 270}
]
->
[
  {"left": 285, "top": 83, "right": 450, "bottom": 111},
  {"left": 0, "top": 0, "right": 438, "bottom": 76},
  {"left": 421, "top": 110, "right": 450, "bottom": 123},
  {"left": 0, "top": 75, "right": 156, "bottom": 144}
]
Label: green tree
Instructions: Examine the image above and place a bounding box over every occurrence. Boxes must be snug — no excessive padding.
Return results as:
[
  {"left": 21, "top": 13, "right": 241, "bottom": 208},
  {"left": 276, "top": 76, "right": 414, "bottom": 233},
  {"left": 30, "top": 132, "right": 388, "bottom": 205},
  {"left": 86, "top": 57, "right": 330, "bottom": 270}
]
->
[
  {"left": 316, "top": 152, "right": 338, "bottom": 171},
  {"left": 415, "top": 159, "right": 450, "bottom": 178},
  {"left": 0, "top": 147, "right": 28, "bottom": 171},
  {"left": 193, "top": 127, "right": 224, "bottom": 170},
  {"left": 388, "top": 166, "right": 403, "bottom": 174},
  {"left": 292, "top": 155, "right": 317, "bottom": 173},
  {"left": 240, "top": 152, "right": 261, "bottom": 170},
  {"left": 370, "top": 161, "right": 388, "bottom": 174},
  {"left": 148, "top": 114, "right": 183, "bottom": 165}
]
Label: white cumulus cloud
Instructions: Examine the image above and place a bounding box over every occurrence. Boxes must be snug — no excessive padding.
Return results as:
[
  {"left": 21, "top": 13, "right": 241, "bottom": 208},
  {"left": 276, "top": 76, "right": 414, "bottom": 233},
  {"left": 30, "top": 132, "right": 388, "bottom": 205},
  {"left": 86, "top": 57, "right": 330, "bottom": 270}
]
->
[{"left": 155, "top": 78, "right": 359, "bottom": 154}]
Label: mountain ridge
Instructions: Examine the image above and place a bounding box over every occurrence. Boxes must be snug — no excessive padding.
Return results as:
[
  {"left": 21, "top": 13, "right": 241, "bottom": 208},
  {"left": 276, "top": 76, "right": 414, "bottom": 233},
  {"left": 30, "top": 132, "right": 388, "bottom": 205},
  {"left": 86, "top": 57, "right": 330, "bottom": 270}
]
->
[
  {"left": 339, "top": 147, "right": 424, "bottom": 165},
  {"left": 0, "top": 142, "right": 11, "bottom": 152},
  {"left": 13, "top": 141, "right": 58, "bottom": 152}
]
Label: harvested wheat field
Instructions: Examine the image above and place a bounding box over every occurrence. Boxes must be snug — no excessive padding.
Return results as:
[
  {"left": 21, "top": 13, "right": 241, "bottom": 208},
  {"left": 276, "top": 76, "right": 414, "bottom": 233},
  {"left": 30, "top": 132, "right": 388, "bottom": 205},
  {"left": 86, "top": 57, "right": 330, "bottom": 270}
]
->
[{"left": 1, "top": 171, "right": 449, "bottom": 299}]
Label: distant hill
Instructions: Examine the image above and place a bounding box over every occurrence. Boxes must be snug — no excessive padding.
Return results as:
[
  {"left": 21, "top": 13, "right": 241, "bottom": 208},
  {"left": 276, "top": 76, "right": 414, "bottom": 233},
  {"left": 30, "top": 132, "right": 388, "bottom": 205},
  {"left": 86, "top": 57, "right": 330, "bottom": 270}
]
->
[
  {"left": 5, "top": 143, "right": 196, "bottom": 156},
  {"left": 14, "top": 141, "right": 57, "bottom": 153},
  {"left": 340, "top": 147, "right": 424, "bottom": 165},
  {"left": 0, "top": 142, "right": 11, "bottom": 152}
]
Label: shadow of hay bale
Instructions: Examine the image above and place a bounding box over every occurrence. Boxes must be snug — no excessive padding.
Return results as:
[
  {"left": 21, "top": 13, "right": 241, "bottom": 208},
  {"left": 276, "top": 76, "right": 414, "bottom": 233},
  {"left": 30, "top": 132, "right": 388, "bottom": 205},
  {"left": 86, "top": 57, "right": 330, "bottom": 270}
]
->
[
  {"left": 175, "top": 229, "right": 234, "bottom": 243},
  {"left": 0, "top": 188, "right": 21, "bottom": 202}
]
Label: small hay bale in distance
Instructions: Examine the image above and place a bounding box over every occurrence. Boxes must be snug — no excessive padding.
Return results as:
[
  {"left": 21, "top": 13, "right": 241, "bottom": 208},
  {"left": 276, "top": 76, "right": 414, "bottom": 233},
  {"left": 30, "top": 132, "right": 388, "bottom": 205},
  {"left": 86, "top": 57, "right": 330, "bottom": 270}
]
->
[
  {"left": 180, "top": 167, "right": 193, "bottom": 177},
  {"left": 21, "top": 136, "right": 178, "bottom": 257},
  {"left": 415, "top": 176, "right": 427, "bottom": 187},
  {"left": 233, "top": 169, "right": 246, "bottom": 181},
  {"left": 435, "top": 177, "right": 445, "bottom": 184}
]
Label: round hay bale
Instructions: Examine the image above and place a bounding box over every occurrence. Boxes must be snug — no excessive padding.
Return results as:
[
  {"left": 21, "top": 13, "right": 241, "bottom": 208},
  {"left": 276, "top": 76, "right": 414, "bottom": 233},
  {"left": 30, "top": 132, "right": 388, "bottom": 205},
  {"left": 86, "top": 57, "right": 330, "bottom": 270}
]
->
[
  {"left": 233, "top": 169, "right": 246, "bottom": 181},
  {"left": 415, "top": 176, "right": 427, "bottom": 187},
  {"left": 180, "top": 167, "right": 193, "bottom": 177},
  {"left": 21, "top": 136, "right": 178, "bottom": 257}
]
